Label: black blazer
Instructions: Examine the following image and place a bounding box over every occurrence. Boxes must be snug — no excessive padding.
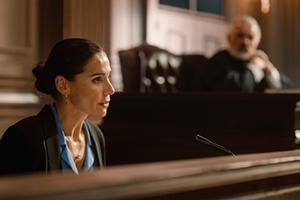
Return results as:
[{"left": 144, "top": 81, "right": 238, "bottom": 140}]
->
[{"left": 0, "top": 105, "right": 106, "bottom": 176}]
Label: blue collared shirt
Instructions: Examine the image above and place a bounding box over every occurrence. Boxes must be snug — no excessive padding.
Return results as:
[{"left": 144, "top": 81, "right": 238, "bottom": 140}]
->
[{"left": 50, "top": 104, "right": 95, "bottom": 174}]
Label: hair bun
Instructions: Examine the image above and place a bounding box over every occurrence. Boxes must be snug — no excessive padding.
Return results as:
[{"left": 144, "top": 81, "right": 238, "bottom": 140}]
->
[{"left": 32, "top": 62, "right": 52, "bottom": 94}]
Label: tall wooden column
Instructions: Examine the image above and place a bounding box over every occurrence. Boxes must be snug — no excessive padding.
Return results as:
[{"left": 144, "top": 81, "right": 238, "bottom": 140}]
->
[{"left": 63, "top": 0, "right": 111, "bottom": 56}]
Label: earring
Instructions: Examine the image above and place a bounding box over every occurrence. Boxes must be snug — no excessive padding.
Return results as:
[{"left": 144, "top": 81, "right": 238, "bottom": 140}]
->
[{"left": 65, "top": 94, "right": 68, "bottom": 105}]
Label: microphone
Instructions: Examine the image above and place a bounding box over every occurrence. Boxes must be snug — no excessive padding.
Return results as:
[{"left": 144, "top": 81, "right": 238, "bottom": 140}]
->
[{"left": 195, "top": 134, "right": 236, "bottom": 156}]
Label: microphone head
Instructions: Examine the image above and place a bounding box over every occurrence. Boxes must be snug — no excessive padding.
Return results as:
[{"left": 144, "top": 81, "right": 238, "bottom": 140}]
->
[
  {"left": 195, "top": 134, "right": 236, "bottom": 156},
  {"left": 195, "top": 134, "right": 211, "bottom": 145}
]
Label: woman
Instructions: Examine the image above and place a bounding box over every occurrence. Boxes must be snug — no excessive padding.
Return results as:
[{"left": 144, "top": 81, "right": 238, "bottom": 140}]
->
[{"left": 0, "top": 38, "right": 115, "bottom": 175}]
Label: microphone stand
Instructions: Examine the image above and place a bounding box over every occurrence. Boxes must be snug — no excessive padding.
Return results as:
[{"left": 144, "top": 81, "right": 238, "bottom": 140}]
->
[{"left": 195, "top": 134, "right": 236, "bottom": 157}]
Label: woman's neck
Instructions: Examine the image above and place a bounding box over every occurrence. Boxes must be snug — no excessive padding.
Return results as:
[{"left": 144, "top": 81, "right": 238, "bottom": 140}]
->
[{"left": 54, "top": 100, "right": 87, "bottom": 140}]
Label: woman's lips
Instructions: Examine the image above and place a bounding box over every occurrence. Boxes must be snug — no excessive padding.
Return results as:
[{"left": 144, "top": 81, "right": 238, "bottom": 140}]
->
[{"left": 99, "top": 101, "right": 109, "bottom": 108}]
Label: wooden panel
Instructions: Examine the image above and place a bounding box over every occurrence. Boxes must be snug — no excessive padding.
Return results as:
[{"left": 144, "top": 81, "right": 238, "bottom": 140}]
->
[
  {"left": 0, "top": 0, "right": 40, "bottom": 136},
  {"left": 0, "top": 0, "right": 38, "bottom": 94},
  {"left": 0, "top": 0, "right": 27, "bottom": 47},
  {"left": 0, "top": 93, "right": 41, "bottom": 138},
  {"left": 0, "top": 0, "right": 37, "bottom": 56},
  {"left": 1, "top": 150, "right": 300, "bottom": 199},
  {"left": 38, "top": 0, "right": 63, "bottom": 61},
  {"left": 63, "top": 0, "right": 111, "bottom": 56},
  {"left": 146, "top": 0, "right": 228, "bottom": 57},
  {"left": 202, "top": 34, "right": 223, "bottom": 56},
  {"left": 167, "top": 29, "right": 187, "bottom": 54},
  {"left": 100, "top": 92, "right": 300, "bottom": 166},
  {"left": 275, "top": 0, "right": 300, "bottom": 88}
]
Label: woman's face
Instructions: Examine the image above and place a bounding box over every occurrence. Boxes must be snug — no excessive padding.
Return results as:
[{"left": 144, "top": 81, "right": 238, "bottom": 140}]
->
[{"left": 68, "top": 52, "right": 115, "bottom": 118}]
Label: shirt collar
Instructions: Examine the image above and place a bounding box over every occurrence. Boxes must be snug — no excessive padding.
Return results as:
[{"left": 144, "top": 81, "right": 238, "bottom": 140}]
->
[{"left": 50, "top": 104, "right": 95, "bottom": 173}]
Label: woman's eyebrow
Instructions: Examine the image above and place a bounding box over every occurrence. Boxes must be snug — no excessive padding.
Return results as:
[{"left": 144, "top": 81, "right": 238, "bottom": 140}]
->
[{"left": 89, "top": 73, "right": 106, "bottom": 77}]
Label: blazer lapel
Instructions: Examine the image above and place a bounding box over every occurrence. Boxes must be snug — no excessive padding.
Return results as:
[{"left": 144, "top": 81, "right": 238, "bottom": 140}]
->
[
  {"left": 44, "top": 134, "right": 60, "bottom": 172},
  {"left": 38, "top": 105, "right": 61, "bottom": 172},
  {"left": 85, "top": 120, "right": 104, "bottom": 168}
]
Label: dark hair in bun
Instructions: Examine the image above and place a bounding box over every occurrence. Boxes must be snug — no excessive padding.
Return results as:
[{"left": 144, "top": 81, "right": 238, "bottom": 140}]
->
[{"left": 32, "top": 38, "right": 103, "bottom": 99}]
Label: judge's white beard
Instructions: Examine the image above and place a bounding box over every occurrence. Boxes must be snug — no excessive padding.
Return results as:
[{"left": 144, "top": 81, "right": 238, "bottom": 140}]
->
[{"left": 229, "top": 50, "right": 252, "bottom": 61}]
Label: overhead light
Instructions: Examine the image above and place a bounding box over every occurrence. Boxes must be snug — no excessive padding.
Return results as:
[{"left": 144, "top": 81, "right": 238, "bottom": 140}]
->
[{"left": 261, "top": 0, "right": 270, "bottom": 14}]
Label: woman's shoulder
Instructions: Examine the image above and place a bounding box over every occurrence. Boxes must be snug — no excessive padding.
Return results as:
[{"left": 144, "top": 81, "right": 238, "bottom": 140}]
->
[
  {"left": 3, "top": 105, "right": 53, "bottom": 139},
  {"left": 3, "top": 115, "right": 41, "bottom": 139},
  {"left": 14, "top": 115, "right": 39, "bottom": 126}
]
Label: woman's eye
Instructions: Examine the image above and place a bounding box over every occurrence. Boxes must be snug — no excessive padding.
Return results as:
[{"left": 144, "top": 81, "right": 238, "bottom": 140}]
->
[{"left": 93, "top": 77, "right": 102, "bottom": 83}]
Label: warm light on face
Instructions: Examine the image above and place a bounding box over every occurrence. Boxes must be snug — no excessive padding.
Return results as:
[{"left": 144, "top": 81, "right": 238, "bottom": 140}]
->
[{"left": 68, "top": 52, "right": 115, "bottom": 118}]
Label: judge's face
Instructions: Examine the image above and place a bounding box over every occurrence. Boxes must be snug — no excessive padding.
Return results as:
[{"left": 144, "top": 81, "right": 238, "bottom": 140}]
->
[
  {"left": 68, "top": 52, "right": 115, "bottom": 118},
  {"left": 228, "top": 22, "right": 261, "bottom": 60}
]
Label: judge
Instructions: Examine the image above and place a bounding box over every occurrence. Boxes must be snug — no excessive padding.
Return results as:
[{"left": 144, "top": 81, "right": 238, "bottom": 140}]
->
[{"left": 202, "top": 15, "right": 293, "bottom": 92}]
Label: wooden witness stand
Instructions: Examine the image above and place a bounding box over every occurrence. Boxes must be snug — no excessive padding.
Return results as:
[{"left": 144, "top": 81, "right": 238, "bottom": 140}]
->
[
  {"left": 101, "top": 92, "right": 300, "bottom": 166},
  {"left": 1, "top": 150, "right": 300, "bottom": 199}
]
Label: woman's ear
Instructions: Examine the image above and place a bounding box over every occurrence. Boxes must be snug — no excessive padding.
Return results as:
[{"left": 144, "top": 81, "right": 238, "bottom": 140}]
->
[{"left": 55, "top": 75, "right": 70, "bottom": 95}]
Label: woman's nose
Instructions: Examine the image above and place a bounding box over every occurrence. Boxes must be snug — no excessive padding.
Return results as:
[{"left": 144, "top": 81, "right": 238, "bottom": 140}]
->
[{"left": 105, "top": 80, "right": 115, "bottom": 95}]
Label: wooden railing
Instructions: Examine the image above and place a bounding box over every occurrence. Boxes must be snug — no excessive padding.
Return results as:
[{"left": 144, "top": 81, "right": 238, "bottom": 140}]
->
[{"left": 1, "top": 150, "right": 300, "bottom": 199}]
